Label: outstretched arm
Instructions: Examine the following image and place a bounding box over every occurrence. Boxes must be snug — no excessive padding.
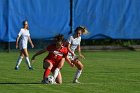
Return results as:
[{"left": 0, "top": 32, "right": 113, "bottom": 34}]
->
[
  {"left": 31, "top": 49, "right": 47, "bottom": 62},
  {"left": 67, "top": 43, "right": 75, "bottom": 56}
]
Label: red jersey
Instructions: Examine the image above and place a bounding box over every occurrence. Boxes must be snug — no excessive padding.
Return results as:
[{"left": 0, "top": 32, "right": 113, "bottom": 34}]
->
[{"left": 43, "top": 44, "right": 68, "bottom": 63}]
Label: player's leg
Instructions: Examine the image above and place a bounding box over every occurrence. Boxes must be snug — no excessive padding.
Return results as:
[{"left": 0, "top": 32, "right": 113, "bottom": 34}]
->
[
  {"left": 43, "top": 61, "right": 53, "bottom": 81},
  {"left": 72, "top": 59, "right": 84, "bottom": 83},
  {"left": 15, "top": 51, "right": 24, "bottom": 70},
  {"left": 55, "top": 72, "right": 62, "bottom": 84},
  {"left": 23, "top": 48, "right": 32, "bottom": 69},
  {"left": 53, "top": 58, "right": 65, "bottom": 80}
]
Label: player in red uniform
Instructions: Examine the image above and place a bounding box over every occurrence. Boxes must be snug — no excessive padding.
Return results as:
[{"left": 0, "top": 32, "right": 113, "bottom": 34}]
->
[{"left": 31, "top": 34, "right": 73, "bottom": 84}]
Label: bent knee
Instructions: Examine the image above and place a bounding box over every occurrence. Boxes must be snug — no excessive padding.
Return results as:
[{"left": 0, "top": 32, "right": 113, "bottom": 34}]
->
[
  {"left": 76, "top": 61, "right": 84, "bottom": 70},
  {"left": 81, "top": 64, "right": 84, "bottom": 69},
  {"left": 78, "top": 64, "right": 84, "bottom": 70},
  {"left": 43, "top": 61, "right": 53, "bottom": 69}
]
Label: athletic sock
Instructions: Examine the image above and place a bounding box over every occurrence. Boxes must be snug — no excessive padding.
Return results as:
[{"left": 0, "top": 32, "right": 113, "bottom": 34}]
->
[
  {"left": 74, "top": 70, "right": 82, "bottom": 80},
  {"left": 53, "top": 68, "right": 60, "bottom": 80},
  {"left": 44, "top": 69, "right": 51, "bottom": 79},
  {"left": 15, "top": 56, "right": 23, "bottom": 68},
  {"left": 25, "top": 57, "right": 31, "bottom": 68}
]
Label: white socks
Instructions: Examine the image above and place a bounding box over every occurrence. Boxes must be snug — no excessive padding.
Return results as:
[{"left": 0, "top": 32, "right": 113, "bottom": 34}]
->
[
  {"left": 74, "top": 70, "right": 82, "bottom": 80},
  {"left": 25, "top": 57, "right": 31, "bottom": 68},
  {"left": 53, "top": 68, "right": 82, "bottom": 83},
  {"left": 15, "top": 56, "right": 32, "bottom": 69},
  {"left": 53, "top": 68, "right": 60, "bottom": 80},
  {"left": 16, "top": 56, "right": 23, "bottom": 68}
]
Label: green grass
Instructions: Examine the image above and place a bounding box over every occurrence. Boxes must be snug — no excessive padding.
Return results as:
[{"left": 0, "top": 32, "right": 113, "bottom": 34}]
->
[{"left": 0, "top": 51, "right": 140, "bottom": 93}]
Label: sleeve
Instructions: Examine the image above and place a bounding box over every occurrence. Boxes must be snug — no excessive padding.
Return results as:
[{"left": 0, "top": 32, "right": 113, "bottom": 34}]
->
[
  {"left": 63, "top": 47, "right": 68, "bottom": 57},
  {"left": 18, "top": 29, "right": 23, "bottom": 37},
  {"left": 28, "top": 30, "right": 30, "bottom": 36},
  {"left": 67, "top": 36, "right": 72, "bottom": 44},
  {"left": 78, "top": 37, "right": 81, "bottom": 45}
]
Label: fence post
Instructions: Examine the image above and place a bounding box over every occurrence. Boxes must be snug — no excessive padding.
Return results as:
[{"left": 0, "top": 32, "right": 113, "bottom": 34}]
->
[
  {"left": 69, "top": 0, "right": 73, "bottom": 34},
  {"left": 8, "top": 42, "right": 10, "bottom": 52}
]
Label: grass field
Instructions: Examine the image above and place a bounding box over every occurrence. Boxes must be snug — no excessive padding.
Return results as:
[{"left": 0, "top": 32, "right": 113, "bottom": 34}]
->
[{"left": 0, "top": 50, "right": 140, "bottom": 93}]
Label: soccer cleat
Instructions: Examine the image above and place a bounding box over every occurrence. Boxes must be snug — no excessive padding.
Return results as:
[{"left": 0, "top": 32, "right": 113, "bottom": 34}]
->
[
  {"left": 41, "top": 79, "right": 49, "bottom": 84},
  {"left": 15, "top": 67, "right": 19, "bottom": 70},
  {"left": 41, "top": 78, "right": 57, "bottom": 84},
  {"left": 41, "top": 80, "right": 47, "bottom": 84},
  {"left": 73, "top": 79, "right": 81, "bottom": 83},
  {"left": 29, "top": 67, "right": 33, "bottom": 70}
]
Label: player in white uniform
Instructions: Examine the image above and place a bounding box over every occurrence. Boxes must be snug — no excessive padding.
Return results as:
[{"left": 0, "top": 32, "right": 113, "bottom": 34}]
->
[
  {"left": 15, "top": 20, "right": 34, "bottom": 70},
  {"left": 66, "top": 26, "right": 88, "bottom": 83}
]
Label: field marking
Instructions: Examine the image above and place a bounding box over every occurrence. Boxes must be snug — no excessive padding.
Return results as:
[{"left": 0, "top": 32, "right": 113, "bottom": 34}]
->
[{"left": 0, "top": 82, "right": 96, "bottom": 85}]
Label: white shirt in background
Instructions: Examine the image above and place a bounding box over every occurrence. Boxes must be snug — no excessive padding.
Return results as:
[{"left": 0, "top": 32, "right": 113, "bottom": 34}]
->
[
  {"left": 67, "top": 36, "right": 81, "bottom": 59},
  {"left": 18, "top": 28, "right": 30, "bottom": 50}
]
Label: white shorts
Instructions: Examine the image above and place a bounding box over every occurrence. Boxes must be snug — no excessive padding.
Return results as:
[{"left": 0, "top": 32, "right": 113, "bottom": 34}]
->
[
  {"left": 19, "top": 41, "right": 27, "bottom": 50},
  {"left": 68, "top": 54, "right": 78, "bottom": 61}
]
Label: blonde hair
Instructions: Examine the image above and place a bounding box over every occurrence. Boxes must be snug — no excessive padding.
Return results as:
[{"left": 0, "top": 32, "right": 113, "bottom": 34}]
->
[
  {"left": 75, "top": 26, "right": 89, "bottom": 35},
  {"left": 79, "top": 26, "right": 89, "bottom": 34}
]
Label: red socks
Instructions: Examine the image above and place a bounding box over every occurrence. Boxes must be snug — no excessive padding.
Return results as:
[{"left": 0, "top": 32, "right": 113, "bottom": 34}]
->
[{"left": 43, "top": 69, "right": 51, "bottom": 79}]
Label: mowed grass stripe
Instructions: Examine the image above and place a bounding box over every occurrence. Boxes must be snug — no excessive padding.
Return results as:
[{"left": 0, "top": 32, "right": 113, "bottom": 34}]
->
[{"left": 0, "top": 51, "right": 140, "bottom": 93}]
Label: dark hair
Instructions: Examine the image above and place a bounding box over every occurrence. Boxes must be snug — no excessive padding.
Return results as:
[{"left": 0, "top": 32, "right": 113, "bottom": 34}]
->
[
  {"left": 23, "top": 20, "right": 28, "bottom": 25},
  {"left": 54, "top": 34, "right": 64, "bottom": 42},
  {"left": 75, "top": 26, "right": 84, "bottom": 32}
]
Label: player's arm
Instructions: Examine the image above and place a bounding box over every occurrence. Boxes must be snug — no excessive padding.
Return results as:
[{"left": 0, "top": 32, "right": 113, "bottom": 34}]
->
[
  {"left": 28, "top": 36, "right": 34, "bottom": 48},
  {"left": 16, "top": 35, "right": 20, "bottom": 49},
  {"left": 31, "top": 49, "right": 47, "bottom": 61},
  {"left": 77, "top": 45, "right": 85, "bottom": 59},
  {"left": 16, "top": 29, "right": 22, "bottom": 49},
  {"left": 67, "top": 42, "right": 75, "bottom": 56},
  {"left": 65, "top": 56, "right": 74, "bottom": 67}
]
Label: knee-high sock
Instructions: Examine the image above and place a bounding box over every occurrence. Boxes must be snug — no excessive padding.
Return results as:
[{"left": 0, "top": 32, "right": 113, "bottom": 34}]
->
[
  {"left": 53, "top": 68, "right": 60, "bottom": 80},
  {"left": 74, "top": 70, "right": 82, "bottom": 80},
  {"left": 44, "top": 69, "right": 51, "bottom": 79},
  {"left": 15, "top": 56, "right": 23, "bottom": 68},
  {"left": 25, "top": 57, "right": 31, "bottom": 67}
]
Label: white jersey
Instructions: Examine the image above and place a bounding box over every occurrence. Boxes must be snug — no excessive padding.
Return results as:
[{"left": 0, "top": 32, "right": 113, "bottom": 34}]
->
[
  {"left": 67, "top": 36, "right": 81, "bottom": 59},
  {"left": 18, "top": 28, "right": 30, "bottom": 50}
]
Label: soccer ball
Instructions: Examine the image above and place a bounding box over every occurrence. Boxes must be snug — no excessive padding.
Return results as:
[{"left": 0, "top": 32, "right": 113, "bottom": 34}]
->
[{"left": 45, "top": 75, "right": 55, "bottom": 84}]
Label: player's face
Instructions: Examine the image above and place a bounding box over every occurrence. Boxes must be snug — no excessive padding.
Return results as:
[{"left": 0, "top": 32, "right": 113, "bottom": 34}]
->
[
  {"left": 76, "top": 30, "right": 82, "bottom": 37},
  {"left": 56, "top": 41, "right": 63, "bottom": 49},
  {"left": 24, "top": 21, "right": 28, "bottom": 29}
]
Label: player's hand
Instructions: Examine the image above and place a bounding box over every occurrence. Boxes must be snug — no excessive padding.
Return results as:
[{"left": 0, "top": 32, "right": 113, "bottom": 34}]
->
[
  {"left": 31, "top": 44, "right": 34, "bottom": 48},
  {"left": 16, "top": 44, "right": 18, "bottom": 49},
  {"left": 70, "top": 62, "right": 74, "bottom": 67},
  {"left": 79, "top": 54, "right": 85, "bottom": 59},
  {"left": 72, "top": 52, "right": 75, "bottom": 57}
]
